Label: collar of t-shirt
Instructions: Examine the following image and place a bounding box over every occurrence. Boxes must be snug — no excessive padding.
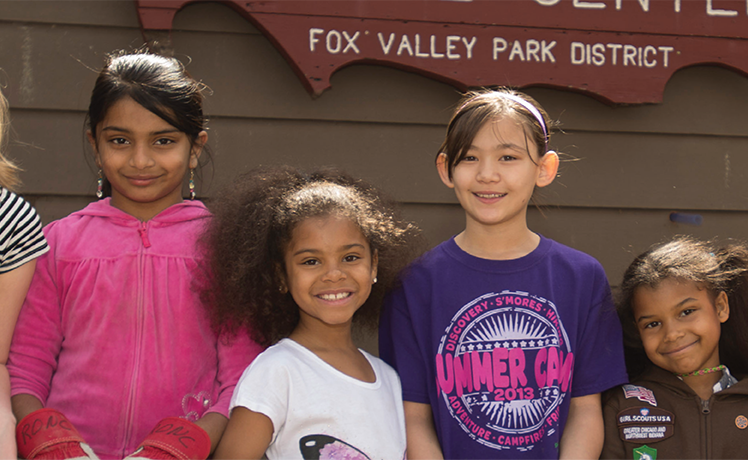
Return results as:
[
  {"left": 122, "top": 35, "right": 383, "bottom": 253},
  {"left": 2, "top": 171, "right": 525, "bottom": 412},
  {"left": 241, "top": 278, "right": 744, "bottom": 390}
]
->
[{"left": 713, "top": 367, "right": 738, "bottom": 393}]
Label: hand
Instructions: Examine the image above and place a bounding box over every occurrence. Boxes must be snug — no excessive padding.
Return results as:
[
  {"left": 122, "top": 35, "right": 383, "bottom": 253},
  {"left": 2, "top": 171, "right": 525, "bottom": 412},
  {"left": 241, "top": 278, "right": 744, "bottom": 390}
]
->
[
  {"left": 15, "top": 408, "right": 98, "bottom": 459},
  {"left": 126, "top": 417, "right": 211, "bottom": 460}
]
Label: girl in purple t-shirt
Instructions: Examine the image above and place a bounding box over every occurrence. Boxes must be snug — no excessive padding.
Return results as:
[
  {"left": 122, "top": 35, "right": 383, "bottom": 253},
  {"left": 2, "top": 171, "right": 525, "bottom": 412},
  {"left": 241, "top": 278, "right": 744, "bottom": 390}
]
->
[{"left": 379, "top": 89, "right": 627, "bottom": 459}]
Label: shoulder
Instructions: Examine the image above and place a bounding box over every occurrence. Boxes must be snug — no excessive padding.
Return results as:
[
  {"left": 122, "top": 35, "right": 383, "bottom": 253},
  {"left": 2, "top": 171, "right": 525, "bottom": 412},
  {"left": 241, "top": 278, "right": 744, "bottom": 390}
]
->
[
  {"left": 0, "top": 187, "right": 23, "bottom": 207},
  {"left": 151, "top": 201, "right": 212, "bottom": 239},
  {"left": 0, "top": 188, "right": 49, "bottom": 270},
  {"left": 38, "top": 202, "right": 109, "bottom": 247},
  {"left": 235, "top": 342, "right": 296, "bottom": 387},
  {"left": 540, "top": 237, "right": 609, "bottom": 292},
  {"left": 0, "top": 188, "right": 37, "bottom": 224},
  {"left": 0, "top": 188, "right": 35, "bottom": 225},
  {"left": 252, "top": 339, "right": 296, "bottom": 360},
  {"left": 363, "top": 351, "right": 400, "bottom": 380},
  {"left": 156, "top": 200, "right": 212, "bottom": 222},
  {"left": 544, "top": 237, "right": 605, "bottom": 271},
  {"left": 246, "top": 340, "right": 303, "bottom": 371}
]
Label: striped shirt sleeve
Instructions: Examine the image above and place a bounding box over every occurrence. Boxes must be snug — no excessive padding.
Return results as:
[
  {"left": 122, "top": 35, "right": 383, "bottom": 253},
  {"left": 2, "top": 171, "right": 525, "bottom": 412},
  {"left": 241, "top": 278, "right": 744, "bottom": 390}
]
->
[{"left": 0, "top": 187, "right": 49, "bottom": 274}]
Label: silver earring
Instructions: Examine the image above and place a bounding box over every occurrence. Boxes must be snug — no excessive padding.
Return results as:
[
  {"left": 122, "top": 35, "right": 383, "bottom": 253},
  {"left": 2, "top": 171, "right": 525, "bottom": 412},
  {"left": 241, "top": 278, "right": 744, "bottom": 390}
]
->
[
  {"left": 96, "top": 170, "right": 103, "bottom": 199},
  {"left": 373, "top": 277, "right": 378, "bottom": 284},
  {"left": 188, "top": 169, "right": 196, "bottom": 200}
]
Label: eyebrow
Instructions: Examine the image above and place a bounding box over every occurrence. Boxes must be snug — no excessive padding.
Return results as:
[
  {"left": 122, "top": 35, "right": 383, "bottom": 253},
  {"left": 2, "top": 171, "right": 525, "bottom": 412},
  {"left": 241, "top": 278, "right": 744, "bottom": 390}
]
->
[
  {"left": 100, "top": 126, "right": 181, "bottom": 136},
  {"left": 635, "top": 297, "right": 698, "bottom": 323},
  {"left": 470, "top": 141, "right": 525, "bottom": 150},
  {"left": 291, "top": 243, "right": 366, "bottom": 258}
]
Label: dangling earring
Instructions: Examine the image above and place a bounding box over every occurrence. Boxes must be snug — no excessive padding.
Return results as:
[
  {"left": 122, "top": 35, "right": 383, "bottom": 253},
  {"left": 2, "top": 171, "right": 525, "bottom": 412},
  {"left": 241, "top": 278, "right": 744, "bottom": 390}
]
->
[
  {"left": 189, "top": 168, "right": 196, "bottom": 200},
  {"left": 96, "top": 170, "right": 103, "bottom": 199}
]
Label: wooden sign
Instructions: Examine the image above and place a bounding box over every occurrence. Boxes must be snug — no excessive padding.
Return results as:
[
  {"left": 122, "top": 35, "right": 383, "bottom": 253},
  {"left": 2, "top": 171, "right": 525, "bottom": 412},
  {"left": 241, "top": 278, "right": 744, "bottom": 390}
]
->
[{"left": 136, "top": 0, "right": 748, "bottom": 104}]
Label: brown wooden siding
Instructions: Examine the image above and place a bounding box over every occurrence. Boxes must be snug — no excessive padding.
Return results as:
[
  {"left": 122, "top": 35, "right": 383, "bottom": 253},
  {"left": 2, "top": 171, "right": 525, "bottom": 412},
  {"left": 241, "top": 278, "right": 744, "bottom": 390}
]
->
[{"left": 2, "top": 0, "right": 748, "bottom": 295}]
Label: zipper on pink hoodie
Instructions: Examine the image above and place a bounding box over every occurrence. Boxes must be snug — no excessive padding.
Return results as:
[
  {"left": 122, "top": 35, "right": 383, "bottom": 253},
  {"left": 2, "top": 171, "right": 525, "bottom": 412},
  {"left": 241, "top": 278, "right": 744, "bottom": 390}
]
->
[
  {"left": 138, "top": 222, "right": 152, "bottom": 248},
  {"left": 123, "top": 220, "right": 149, "bottom": 453}
]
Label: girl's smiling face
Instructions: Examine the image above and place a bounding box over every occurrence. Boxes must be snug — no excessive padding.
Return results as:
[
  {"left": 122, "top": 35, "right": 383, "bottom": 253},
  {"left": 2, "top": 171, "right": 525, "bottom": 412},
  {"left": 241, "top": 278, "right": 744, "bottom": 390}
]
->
[
  {"left": 89, "top": 96, "right": 206, "bottom": 221},
  {"left": 633, "top": 278, "right": 729, "bottom": 375},
  {"left": 283, "top": 214, "right": 378, "bottom": 331},
  {"left": 437, "top": 116, "right": 557, "bottom": 233}
]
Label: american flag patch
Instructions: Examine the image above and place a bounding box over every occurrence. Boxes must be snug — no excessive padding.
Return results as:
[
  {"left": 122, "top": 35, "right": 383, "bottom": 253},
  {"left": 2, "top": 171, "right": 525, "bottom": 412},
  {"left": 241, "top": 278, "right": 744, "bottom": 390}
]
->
[{"left": 622, "top": 384, "right": 657, "bottom": 407}]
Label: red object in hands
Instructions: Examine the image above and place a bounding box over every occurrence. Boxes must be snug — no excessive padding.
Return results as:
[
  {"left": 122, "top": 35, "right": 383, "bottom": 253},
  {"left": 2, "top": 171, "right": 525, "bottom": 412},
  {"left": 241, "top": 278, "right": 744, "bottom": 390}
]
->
[
  {"left": 127, "top": 417, "right": 210, "bottom": 460},
  {"left": 16, "top": 408, "right": 98, "bottom": 459}
]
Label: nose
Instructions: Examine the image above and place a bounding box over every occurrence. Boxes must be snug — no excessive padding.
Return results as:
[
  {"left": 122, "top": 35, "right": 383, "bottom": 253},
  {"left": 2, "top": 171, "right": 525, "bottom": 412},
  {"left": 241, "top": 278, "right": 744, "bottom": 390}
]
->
[
  {"left": 662, "top": 321, "right": 684, "bottom": 343},
  {"left": 322, "top": 262, "right": 347, "bottom": 283},
  {"left": 476, "top": 159, "right": 500, "bottom": 183},
  {"left": 130, "top": 143, "right": 155, "bottom": 170}
]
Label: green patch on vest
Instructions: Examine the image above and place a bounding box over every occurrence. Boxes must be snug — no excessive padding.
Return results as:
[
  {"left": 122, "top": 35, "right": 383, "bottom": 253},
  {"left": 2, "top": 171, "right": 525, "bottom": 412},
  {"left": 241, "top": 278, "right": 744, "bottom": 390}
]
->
[{"left": 633, "top": 445, "right": 657, "bottom": 460}]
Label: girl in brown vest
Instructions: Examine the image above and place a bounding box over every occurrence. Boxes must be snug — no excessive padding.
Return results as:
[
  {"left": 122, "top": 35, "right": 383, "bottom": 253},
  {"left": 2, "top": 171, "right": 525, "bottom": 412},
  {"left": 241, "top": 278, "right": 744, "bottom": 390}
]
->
[{"left": 602, "top": 236, "right": 748, "bottom": 459}]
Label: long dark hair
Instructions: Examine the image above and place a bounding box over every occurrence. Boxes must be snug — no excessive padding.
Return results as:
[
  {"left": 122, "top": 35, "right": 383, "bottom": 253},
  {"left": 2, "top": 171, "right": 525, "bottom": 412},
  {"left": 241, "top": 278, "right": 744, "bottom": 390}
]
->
[{"left": 87, "top": 51, "right": 210, "bottom": 196}]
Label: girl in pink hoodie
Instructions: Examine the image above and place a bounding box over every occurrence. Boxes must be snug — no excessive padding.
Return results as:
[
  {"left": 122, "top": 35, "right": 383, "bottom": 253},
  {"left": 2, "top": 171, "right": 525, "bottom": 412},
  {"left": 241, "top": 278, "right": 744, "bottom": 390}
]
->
[{"left": 7, "top": 51, "right": 263, "bottom": 460}]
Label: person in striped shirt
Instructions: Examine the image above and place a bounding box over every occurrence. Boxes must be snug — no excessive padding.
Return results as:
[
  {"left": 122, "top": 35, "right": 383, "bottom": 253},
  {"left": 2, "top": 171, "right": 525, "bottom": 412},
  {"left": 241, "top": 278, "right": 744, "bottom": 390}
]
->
[{"left": 0, "top": 87, "right": 49, "bottom": 459}]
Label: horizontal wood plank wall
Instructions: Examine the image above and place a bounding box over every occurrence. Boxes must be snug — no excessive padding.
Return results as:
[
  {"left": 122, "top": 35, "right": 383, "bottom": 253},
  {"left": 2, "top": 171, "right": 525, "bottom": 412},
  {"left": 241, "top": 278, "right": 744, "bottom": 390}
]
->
[{"left": 2, "top": 1, "right": 748, "bottom": 295}]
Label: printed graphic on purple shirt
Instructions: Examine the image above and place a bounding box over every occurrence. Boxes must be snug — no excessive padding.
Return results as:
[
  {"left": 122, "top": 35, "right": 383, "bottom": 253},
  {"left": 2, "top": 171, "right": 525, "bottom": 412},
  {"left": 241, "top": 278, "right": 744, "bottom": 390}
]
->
[{"left": 435, "top": 290, "right": 573, "bottom": 452}]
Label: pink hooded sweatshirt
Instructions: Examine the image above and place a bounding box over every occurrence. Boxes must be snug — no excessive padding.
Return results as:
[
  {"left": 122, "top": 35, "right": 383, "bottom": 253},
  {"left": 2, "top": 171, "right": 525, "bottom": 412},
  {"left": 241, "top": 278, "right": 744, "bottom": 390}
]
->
[{"left": 8, "top": 199, "right": 263, "bottom": 459}]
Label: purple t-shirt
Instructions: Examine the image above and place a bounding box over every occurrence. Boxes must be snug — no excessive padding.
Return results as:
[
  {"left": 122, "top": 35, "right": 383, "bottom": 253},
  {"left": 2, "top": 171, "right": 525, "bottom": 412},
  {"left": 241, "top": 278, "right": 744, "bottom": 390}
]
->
[{"left": 379, "top": 235, "right": 627, "bottom": 459}]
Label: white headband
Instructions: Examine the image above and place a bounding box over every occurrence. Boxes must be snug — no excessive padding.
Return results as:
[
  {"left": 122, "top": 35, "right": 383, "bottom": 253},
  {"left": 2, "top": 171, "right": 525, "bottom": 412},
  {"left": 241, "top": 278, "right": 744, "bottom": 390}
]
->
[{"left": 499, "top": 93, "right": 549, "bottom": 153}]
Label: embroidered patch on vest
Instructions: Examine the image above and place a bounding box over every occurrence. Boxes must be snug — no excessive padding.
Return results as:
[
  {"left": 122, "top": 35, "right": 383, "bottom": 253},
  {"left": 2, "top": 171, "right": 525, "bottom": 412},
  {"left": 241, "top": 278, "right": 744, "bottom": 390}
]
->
[
  {"left": 617, "top": 407, "right": 674, "bottom": 443},
  {"left": 633, "top": 445, "right": 657, "bottom": 460},
  {"left": 736, "top": 415, "right": 748, "bottom": 429},
  {"left": 622, "top": 384, "right": 657, "bottom": 406}
]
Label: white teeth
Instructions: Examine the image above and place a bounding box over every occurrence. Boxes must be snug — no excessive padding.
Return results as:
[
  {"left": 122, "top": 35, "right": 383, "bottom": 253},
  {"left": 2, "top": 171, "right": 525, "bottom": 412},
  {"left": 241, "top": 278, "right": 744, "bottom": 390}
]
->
[
  {"left": 319, "top": 292, "right": 351, "bottom": 301},
  {"left": 476, "top": 192, "right": 506, "bottom": 198}
]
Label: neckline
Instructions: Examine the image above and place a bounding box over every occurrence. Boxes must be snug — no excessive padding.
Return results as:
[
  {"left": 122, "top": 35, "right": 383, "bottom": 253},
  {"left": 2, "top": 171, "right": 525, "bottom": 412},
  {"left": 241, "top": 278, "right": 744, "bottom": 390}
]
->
[
  {"left": 81, "top": 198, "right": 208, "bottom": 223},
  {"left": 442, "top": 234, "right": 552, "bottom": 273},
  {"left": 281, "top": 338, "right": 381, "bottom": 388}
]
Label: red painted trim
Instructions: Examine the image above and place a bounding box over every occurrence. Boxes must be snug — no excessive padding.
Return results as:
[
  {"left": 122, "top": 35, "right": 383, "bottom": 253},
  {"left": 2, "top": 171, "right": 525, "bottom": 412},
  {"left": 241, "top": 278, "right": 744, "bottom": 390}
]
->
[{"left": 135, "top": 0, "right": 748, "bottom": 104}]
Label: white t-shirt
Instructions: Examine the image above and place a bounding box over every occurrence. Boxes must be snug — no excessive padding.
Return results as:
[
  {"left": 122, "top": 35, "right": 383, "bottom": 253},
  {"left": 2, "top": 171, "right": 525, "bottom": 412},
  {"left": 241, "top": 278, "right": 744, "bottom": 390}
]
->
[{"left": 230, "top": 338, "right": 406, "bottom": 460}]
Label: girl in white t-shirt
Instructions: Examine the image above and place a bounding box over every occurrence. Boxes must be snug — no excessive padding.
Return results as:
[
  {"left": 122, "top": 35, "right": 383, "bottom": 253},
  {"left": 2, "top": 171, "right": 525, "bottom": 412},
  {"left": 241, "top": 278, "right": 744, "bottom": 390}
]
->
[{"left": 209, "top": 166, "right": 421, "bottom": 460}]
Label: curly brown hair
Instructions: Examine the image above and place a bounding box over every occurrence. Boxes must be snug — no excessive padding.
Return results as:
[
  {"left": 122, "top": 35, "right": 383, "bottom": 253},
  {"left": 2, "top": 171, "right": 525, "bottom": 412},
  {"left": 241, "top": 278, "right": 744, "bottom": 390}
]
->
[
  {"left": 618, "top": 236, "right": 748, "bottom": 379},
  {"left": 204, "top": 165, "right": 423, "bottom": 347}
]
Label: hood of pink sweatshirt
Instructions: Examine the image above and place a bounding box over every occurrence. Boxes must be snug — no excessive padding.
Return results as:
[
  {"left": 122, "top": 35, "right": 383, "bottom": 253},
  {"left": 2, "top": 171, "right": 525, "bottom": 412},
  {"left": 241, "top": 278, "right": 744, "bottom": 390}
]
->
[{"left": 9, "top": 199, "right": 262, "bottom": 458}]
